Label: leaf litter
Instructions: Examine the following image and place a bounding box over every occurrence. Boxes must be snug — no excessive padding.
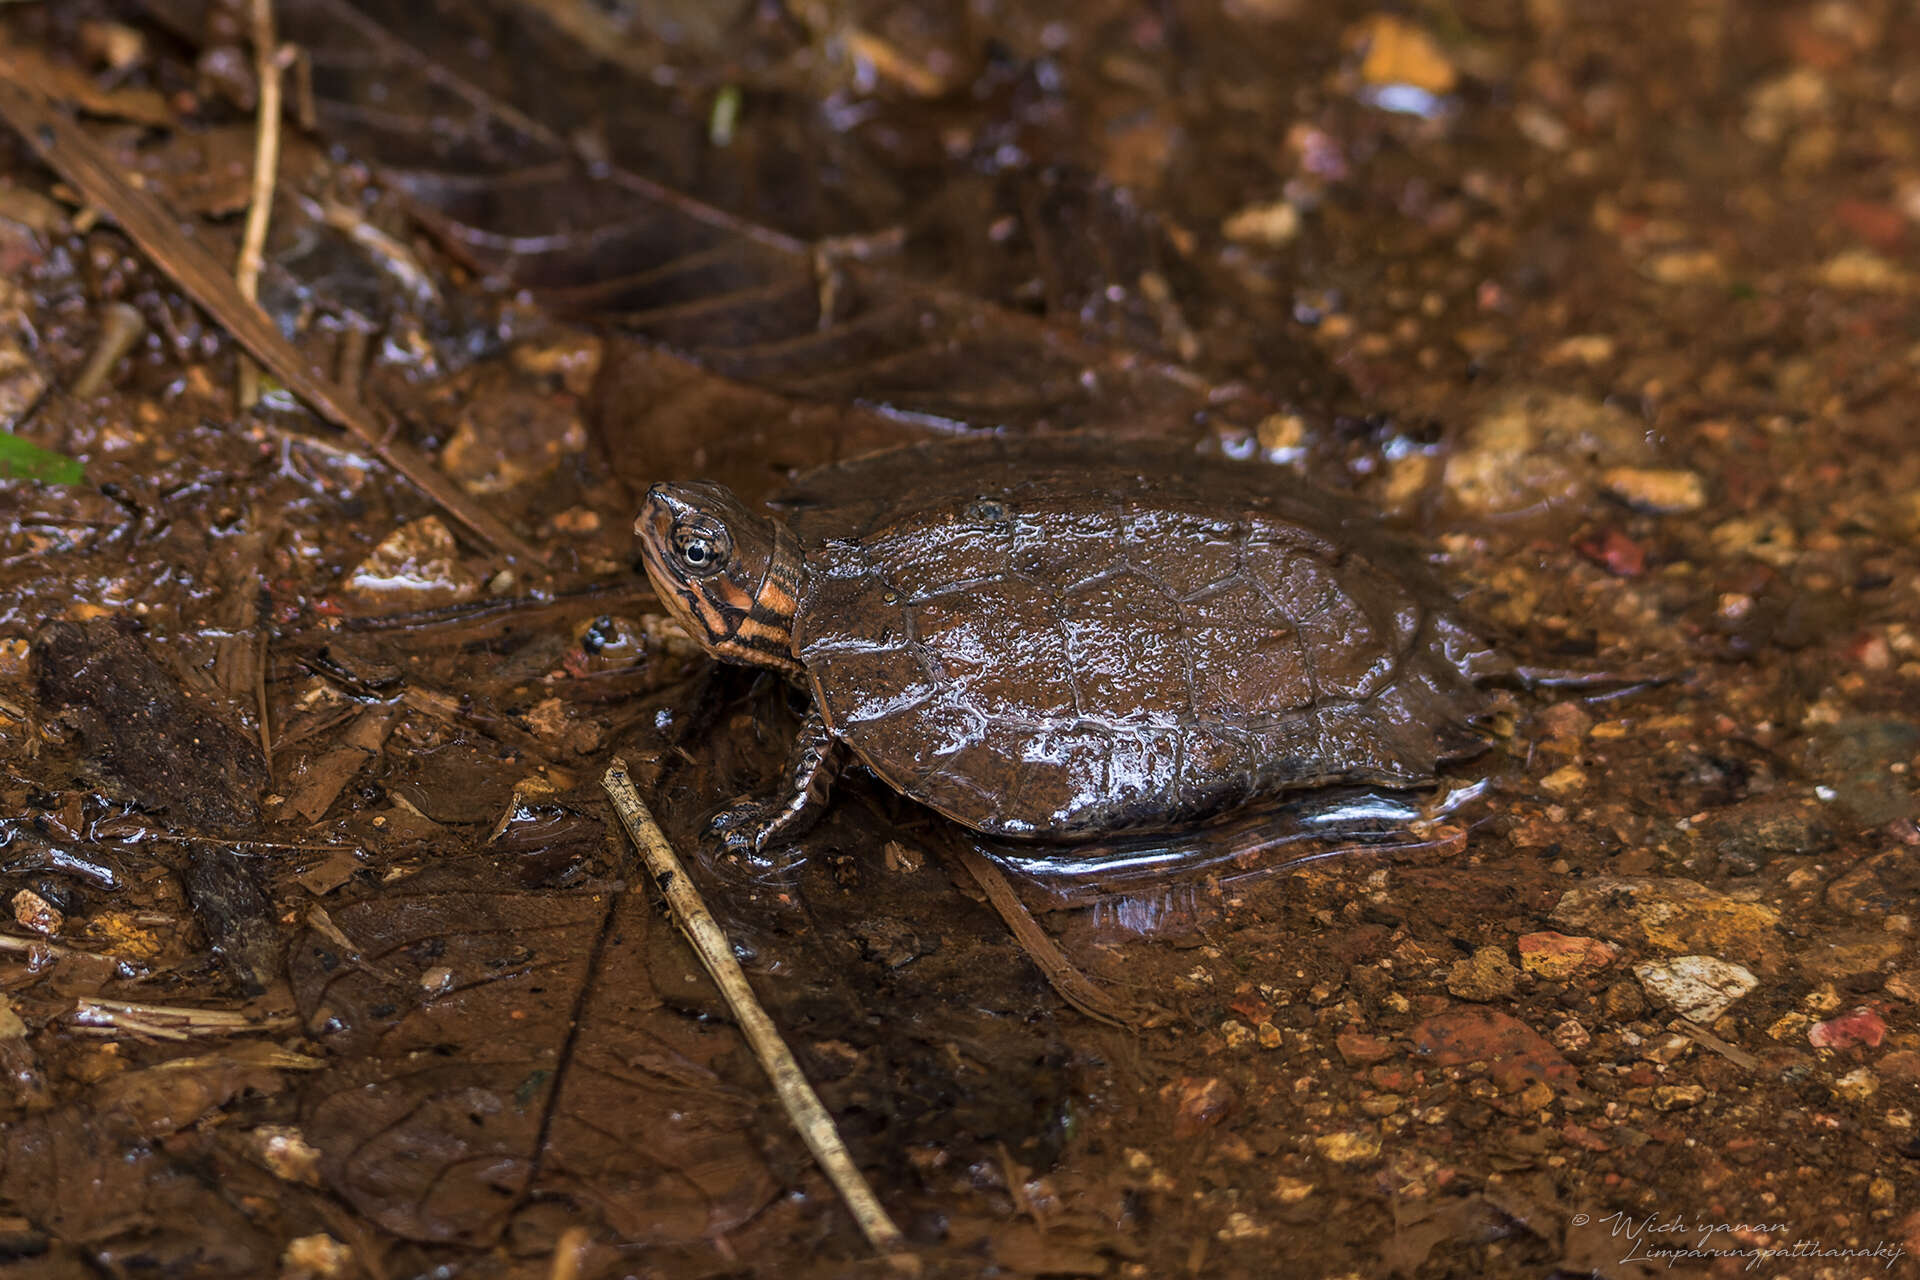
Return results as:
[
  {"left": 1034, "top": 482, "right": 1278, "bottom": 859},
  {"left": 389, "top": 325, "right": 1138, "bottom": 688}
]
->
[{"left": 0, "top": 0, "right": 1913, "bottom": 1277}]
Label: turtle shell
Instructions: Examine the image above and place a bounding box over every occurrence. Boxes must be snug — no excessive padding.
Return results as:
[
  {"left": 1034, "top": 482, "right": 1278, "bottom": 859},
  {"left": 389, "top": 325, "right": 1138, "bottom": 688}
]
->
[{"left": 776, "top": 436, "right": 1504, "bottom": 839}]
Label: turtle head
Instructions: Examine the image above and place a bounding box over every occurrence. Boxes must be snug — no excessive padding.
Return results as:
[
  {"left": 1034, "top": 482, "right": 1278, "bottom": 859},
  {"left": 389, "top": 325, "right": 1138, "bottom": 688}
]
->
[{"left": 636, "top": 482, "right": 805, "bottom": 677}]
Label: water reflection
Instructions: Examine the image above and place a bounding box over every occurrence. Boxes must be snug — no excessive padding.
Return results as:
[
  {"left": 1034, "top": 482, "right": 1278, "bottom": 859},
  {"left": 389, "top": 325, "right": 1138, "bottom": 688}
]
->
[{"left": 979, "top": 778, "right": 1494, "bottom": 934}]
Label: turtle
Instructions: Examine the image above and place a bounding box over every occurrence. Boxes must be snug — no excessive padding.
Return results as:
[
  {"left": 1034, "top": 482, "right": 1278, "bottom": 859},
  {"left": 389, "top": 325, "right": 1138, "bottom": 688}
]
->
[{"left": 635, "top": 435, "right": 1506, "bottom": 856}]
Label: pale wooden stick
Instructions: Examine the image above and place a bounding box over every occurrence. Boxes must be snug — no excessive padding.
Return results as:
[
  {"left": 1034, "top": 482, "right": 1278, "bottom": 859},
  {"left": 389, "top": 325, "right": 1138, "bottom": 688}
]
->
[
  {"left": 235, "top": 0, "right": 287, "bottom": 409},
  {"left": 600, "top": 760, "right": 919, "bottom": 1276},
  {"left": 546, "top": 1225, "right": 589, "bottom": 1280},
  {"left": 0, "top": 74, "right": 544, "bottom": 563},
  {"left": 69, "top": 999, "right": 300, "bottom": 1039}
]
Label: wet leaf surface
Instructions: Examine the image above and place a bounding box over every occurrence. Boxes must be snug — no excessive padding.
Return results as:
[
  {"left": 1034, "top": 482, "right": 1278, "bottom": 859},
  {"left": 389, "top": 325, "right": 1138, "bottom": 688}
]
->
[
  {"left": 0, "top": 0, "right": 1915, "bottom": 1276},
  {"left": 290, "top": 857, "right": 779, "bottom": 1246},
  {"left": 143, "top": 0, "right": 1336, "bottom": 469},
  {"left": 32, "top": 619, "right": 267, "bottom": 832}
]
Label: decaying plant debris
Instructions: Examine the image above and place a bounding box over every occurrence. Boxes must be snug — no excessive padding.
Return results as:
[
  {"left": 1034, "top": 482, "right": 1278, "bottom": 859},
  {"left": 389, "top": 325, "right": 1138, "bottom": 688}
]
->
[{"left": 0, "top": 1, "right": 1913, "bottom": 1277}]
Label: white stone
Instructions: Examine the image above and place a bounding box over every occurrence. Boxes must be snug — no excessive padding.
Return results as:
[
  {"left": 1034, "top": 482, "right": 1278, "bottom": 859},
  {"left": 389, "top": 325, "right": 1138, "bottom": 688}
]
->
[{"left": 1633, "top": 955, "right": 1757, "bottom": 1024}]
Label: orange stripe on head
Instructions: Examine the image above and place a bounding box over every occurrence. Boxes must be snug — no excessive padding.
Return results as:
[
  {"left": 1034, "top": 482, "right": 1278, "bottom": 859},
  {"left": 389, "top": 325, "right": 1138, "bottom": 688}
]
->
[
  {"left": 635, "top": 480, "right": 806, "bottom": 677},
  {"left": 755, "top": 579, "right": 796, "bottom": 619},
  {"left": 715, "top": 638, "right": 805, "bottom": 676},
  {"left": 736, "top": 615, "right": 792, "bottom": 647}
]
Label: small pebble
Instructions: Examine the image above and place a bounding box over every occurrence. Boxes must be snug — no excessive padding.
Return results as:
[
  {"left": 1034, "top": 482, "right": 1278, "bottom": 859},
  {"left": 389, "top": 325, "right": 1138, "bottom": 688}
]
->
[
  {"left": 10, "top": 890, "right": 60, "bottom": 935},
  {"left": 1223, "top": 201, "right": 1301, "bottom": 248},
  {"left": 1550, "top": 1017, "right": 1592, "bottom": 1052},
  {"left": 1767, "top": 1012, "right": 1811, "bottom": 1041},
  {"left": 1600, "top": 466, "right": 1707, "bottom": 514},
  {"left": 1166, "top": 1076, "right": 1235, "bottom": 1137},
  {"left": 1809, "top": 1007, "right": 1887, "bottom": 1050},
  {"left": 1217, "top": 1212, "right": 1270, "bottom": 1241},
  {"left": 1573, "top": 527, "right": 1647, "bottom": 577},
  {"left": 1519, "top": 932, "right": 1619, "bottom": 981},
  {"left": 1633, "top": 955, "right": 1757, "bottom": 1023},
  {"left": 1641, "top": 248, "right": 1725, "bottom": 285},
  {"left": 1313, "top": 1130, "right": 1382, "bottom": 1164},
  {"left": 281, "top": 1234, "right": 353, "bottom": 1280},
  {"left": 1796, "top": 932, "right": 1906, "bottom": 982},
  {"left": 1879, "top": 1050, "right": 1920, "bottom": 1083},
  {"left": 1353, "top": 14, "right": 1457, "bottom": 93},
  {"left": 1815, "top": 249, "right": 1912, "bottom": 294},
  {"left": 1539, "top": 764, "right": 1587, "bottom": 796},
  {"left": 337, "top": 517, "right": 481, "bottom": 615},
  {"left": 1832, "top": 1068, "right": 1878, "bottom": 1101},
  {"left": 1603, "top": 978, "right": 1648, "bottom": 1020},
  {"left": 1652, "top": 1084, "right": 1706, "bottom": 1111},
  {"left": 1271, "top": 1175, "right": 1316, "bottom": 1203},
  {"left": 1335, "top": 1029, "right": 1394, "bottom": 1063},
  {"left": 1544, "top": 334, "right": 1617, "bottom": 365},
  {"left": 1447, "top": 946, "right": 1521, "bottom": 1002}
]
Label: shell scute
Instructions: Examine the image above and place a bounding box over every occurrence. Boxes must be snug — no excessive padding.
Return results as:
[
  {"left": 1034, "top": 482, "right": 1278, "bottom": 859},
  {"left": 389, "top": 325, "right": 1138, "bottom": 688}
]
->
[
  {"left": 908, "top": 580, "right": 1078, "bottom": 723},
  {"left": 1102, "top": 728, "right": 1190, "bottom": 817},
  {"left": 861, "top": 696, "right": 989, "bottom": 786},
  {"left": 1116, "top": 502, "right": 1242, "bottom": 591},
  {"left": 1295, "top": 588, "right": 1396, "bottom": 701},
  {"left": 804, "top": 643, "right": 935, "bottom": 727},
  {"left": 1247, "top": 546, "right": 1342, "bottom": 624},
  {"left": 863, "top": 520, "right": 1012, "bottom": 602},
  {"left": 1059, "top": 572, "right": 1192, "bottom": 721},
  {"left": 1008, "top": 504, "right": 1118, "bottom": 586},
  {"left": 1188, "top": 622, "right": 1315, "bottom": 721}
]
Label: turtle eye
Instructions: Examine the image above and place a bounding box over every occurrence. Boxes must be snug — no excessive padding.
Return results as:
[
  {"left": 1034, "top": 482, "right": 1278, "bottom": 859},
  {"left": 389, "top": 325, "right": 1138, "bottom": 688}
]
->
[{"left": 672, "top": 523, "right": 730, "bottom": 576}]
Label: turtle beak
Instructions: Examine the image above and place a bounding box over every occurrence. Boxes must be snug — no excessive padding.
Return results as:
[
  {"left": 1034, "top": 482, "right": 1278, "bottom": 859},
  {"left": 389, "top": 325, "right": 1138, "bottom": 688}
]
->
[
  {"left": 636, "top": 484, "right": 682, "bottom": 538},
  {"left": 634, "top": 486, "right": 693, "bottom": 598},
  {"left": 635, "top": 487, "right": 715, "bottom": 656}
]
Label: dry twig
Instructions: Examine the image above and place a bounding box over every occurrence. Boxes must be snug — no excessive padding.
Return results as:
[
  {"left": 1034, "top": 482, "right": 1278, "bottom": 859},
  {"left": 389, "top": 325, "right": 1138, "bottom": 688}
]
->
[
  {"left": 235, "top": 0, "right": 290, "bottom": 408},
  {"left": 70, "top": 301, "right": 146, "bottom": 397},
  {"left": 0, "top": 71, "right": 545, "bottom": 566},
  {"left": 1668, "top": 1017, "right": 1763, "bottom": 1071},
  {"left": 70, "top": 998, "right": 300, "bottom": 1040},
  {"left": 600, "top": 759, "right": 920, "bottom": 1276}
]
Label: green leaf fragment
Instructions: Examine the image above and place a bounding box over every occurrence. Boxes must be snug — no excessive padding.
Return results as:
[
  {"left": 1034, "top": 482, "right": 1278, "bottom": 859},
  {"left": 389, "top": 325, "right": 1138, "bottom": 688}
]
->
[{"left": 0, "top": 431, "right": 84, "bottom": 484}]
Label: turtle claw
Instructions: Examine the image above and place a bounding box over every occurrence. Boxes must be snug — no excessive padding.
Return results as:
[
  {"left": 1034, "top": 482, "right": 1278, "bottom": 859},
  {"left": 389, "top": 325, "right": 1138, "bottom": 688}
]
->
[
  {"left": 708, "top": 797, "right": 787, "bottom": 863},
  {"left": 708, "top": 716, "right": 840, "bottom": 863}
]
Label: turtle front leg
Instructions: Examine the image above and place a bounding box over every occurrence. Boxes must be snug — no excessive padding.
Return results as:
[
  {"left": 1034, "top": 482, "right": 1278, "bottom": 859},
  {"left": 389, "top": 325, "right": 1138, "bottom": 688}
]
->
[{"left": 711, "top": 708, "right": 844, "bottom": 860}]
